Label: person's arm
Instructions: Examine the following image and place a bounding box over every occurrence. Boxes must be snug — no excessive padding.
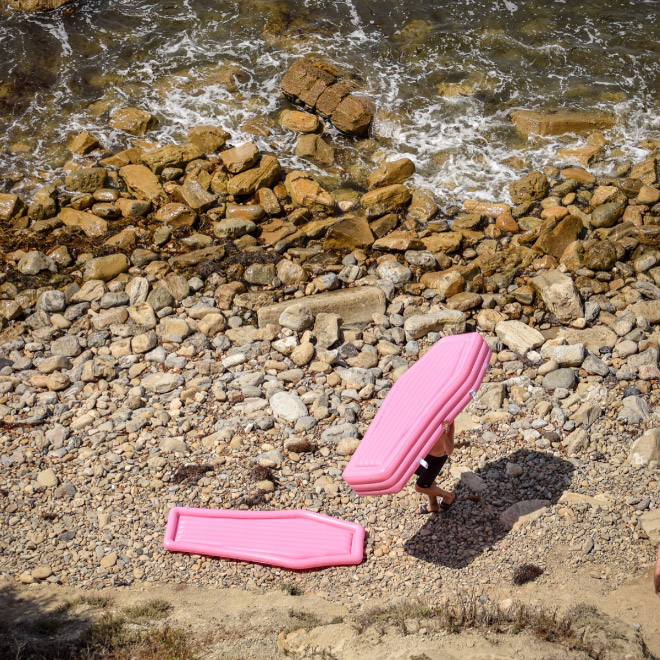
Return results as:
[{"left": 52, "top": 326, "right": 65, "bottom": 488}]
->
[{"left": 655, "top": 545, "right": 660, "bottom": 598}]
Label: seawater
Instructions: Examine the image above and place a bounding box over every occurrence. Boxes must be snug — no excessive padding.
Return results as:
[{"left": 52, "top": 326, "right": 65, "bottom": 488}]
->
[{"left": 2, "top": 0, "right": 660, "bottom": 205}]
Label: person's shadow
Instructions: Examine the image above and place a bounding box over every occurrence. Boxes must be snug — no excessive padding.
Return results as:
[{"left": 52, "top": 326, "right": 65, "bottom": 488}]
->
[{"left": 404, "top": 449, "right": 575, "bottom": 568}]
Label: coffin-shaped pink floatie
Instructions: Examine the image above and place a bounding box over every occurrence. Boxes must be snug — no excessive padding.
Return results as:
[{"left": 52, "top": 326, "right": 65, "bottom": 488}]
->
[
  {"left": 163, "top": 507, "right": 365, "bottom": 570},
  {"left": 343, "top": 333, "right": 491, "bottom": 496}
]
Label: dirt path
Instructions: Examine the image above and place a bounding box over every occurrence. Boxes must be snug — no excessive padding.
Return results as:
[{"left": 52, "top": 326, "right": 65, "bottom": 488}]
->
[{"left": 2, "top": 559, "right": 658, "bottom": 659}]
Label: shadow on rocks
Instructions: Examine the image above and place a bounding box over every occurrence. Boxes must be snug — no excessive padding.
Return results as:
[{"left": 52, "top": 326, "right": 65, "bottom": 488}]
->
[
  {"left": 0, "top": 582, "right": 93, "bottom": 659},
  {"left": 403, "top": 449, "right": 575, "bottom": 569}
]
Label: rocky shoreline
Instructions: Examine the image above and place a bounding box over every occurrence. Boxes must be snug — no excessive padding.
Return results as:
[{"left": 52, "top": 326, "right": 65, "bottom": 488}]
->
[{"left": 0, "top": 60, "right": 659, "bottom": 636}]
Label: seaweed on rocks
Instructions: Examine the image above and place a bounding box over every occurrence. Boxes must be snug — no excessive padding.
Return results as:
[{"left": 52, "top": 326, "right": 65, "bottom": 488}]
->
[
  {"left": 172, "top": 463, "right": 214, "bottom": 484},
  {"left": 512, "top": 564, "right": 544, "bottom": 586}
]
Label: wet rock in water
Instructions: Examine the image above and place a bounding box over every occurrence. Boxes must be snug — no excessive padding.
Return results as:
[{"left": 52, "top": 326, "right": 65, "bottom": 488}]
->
[
  {"left": 109, "top": 107, "right": 158, "bottom": 136},
  {"left": 68, "top": 130, "right": 101, "bottom": 155},
  {"left": 280, "top": 109, "right": 320, "bottom": 133},
  {"left": 406, "top": 190, "right": 439, "bottom": 222},
  {"left": 187, "top": 125, "right": 229, "bottom": 153},
  {"left": 294, "top": 134, "right": 335, "bottom": 166},
  {"left": 509, "top": 170, "right": 548, "bottom": 204},
  {"left": 8, "top": 0, "right": 71, "bottom": 10},
  {"left": 368, "top": 158, "right": 415, "bottom": 189},
  {"left": 510, "top": 108, "right": 616, "bottom": 136},
  {"left": 280, "top": 59, "right": 373, "bottom": 136}
]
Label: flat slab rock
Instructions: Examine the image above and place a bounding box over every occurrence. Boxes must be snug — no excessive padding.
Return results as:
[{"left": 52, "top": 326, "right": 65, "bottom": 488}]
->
[{"left": 257, "top": 286, "right": 386, "bottom": 328}]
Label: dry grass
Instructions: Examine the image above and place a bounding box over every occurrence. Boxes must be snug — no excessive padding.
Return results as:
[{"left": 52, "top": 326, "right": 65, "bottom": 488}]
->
[
  {"left": 512, "top": 564, "right": 544, "bottom": 586},
  {"left": 354, "top": 594, "right": 616, "bottom": 657},
  {"left": 123, "top": 600, "right": 172, "bottom": 621}
]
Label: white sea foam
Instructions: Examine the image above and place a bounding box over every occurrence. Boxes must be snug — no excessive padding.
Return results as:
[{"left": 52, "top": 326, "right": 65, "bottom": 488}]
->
[{"left": 1, "top": 0, "right": 660, "bottom": 207}]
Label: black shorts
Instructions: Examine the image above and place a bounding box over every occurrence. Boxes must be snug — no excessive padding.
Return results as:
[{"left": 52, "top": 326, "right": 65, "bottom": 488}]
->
[{"left": 415, "top": 454, "right": 448, "bottom": 489}]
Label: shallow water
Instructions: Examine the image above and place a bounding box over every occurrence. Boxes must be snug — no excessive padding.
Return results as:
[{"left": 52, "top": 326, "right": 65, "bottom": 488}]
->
[{"left": 2, "top": 0, "right": 660, "bottom": 205}]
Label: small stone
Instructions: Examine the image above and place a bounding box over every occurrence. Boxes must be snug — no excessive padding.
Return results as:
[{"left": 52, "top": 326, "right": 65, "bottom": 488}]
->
[{"left": 37, "top": 468, "right": 58, "bottom": 488}]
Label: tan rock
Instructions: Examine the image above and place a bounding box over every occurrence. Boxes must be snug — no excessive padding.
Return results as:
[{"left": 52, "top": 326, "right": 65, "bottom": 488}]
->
[
  {"left": 557, "top": 143, "right": 603, "bottom": 166},
  {"left": 294, "top": 134, "right": 334, "bottom": 165},
  {"left": 463, "top": 200, "right": 510, "bottom": 217},
  {"left": 257, "top": 286, "right": 386, "bottom": 328},
  {"left": 421, "top": 232, "right": 463, "bottom": 254},
  {"left": 119, "top": 164, "right": 164, "bottom": 202},
  {"left": 226, "top": 155, "right": 282, "bottom": 196},
  {"left": 221, "top": 142, "right": 259, "bottom": 174},
  {"left": 560, "top": 167, "right": 595, "bottom": 184},
  {"left": 172, "top": 180, "right": 216, "bottom": 211},
  {"left": 280, "top": 109, "right": 320, "bottom": 133},
  {"left": 368, "top": 158, "right": 415, "bottom": 189},
  {"left": 406, "top": 190, "right": 438, "bottom": 222},
  {"left": 372, "top": 230, "right": 425, "bottom": 251},
  {"left": 68, "top": 130, "right": 101, "bottom": 155},
  {"left": 9, "top": 0, "right": 71, "bottom": 11},
  {"left": 198, "top": 313, "right": 227, "bottom": 337},
  {"left": 361, "top": 184, "right": 411, "bottom": 218},
  {"left": 420, "top": 269, "right": 465, "bottom": 298},
  {"left": 58, "top": 207, "right": 108, "bottom": 238},
  {"left": 142, "top": 143, "right": 203, "bottom": 174},
  {"left": 509, "top": 171, "right": 548, "bottom": 204},
  {"left": 154, "top": 202, "right": 197, "bottom": 227},
  {"left": 533, "top": 215, "right": 584, "bottom": 259},
  {"left": 104, "top": 228, "right": 137, "bottom": 250},
  {"left": 285, "top": 171, "right": 335, "bottom": 212},
  {"left": 169, "top": 245, "right": 225, "bottom": 268},
  {"left": 323, "top": 214, "right": 374, "bottom": 250},
  {"left": 84, "top": 254, "right": 130, "bottom": 281},
  {"left": 109, "top": 107, "right": 158, "bottom": 135},
  {"left": 215, "top": 281, "right": 246, "bottom": 309},
  {"left": 0, "top": 193, "right": 23, "bottom": 221},
  {"left": 186, "top": 125, "right": 229, "bottom": 153},
  {"left": 510, "top": 109, "right": 616, "bottom": 137},
  {"left": 36, "top": 468, "right": 58, "bottom": 488}
]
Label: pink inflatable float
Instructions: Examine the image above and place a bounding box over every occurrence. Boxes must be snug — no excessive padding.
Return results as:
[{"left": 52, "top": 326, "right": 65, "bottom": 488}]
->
[
  {"left": 343, "top": 333, "right": 491, "bottom": 496},
  {"left": 163, "top": 507, "right": 365, "bottom": 570}
]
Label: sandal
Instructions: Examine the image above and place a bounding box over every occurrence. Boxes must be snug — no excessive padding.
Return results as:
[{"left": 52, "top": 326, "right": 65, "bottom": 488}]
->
[
  {"left": 418, "top": 504, "right": 439, "bottom": 515},
  {"left": 439, "top": 495, "right": 456, "bottom": 512}
]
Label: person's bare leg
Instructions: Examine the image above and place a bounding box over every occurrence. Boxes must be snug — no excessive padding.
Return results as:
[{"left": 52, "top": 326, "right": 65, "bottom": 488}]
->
[{"left": 415, "top": 483, "right": 455, "bottom": 512}]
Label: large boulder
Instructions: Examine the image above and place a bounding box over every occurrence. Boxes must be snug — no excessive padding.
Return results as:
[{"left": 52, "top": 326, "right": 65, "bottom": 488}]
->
[
  {"left": 510, "top": 109, "right": 616, "bottom": 136},
  {"left": 280, "top": 59, "right": 373, "bottom": 136},
  {"left": 368, "top": 158, "right": 415, "bottom": 189},
  {"left": 109, "top": 107, "right": 158, "bottom": 136},
  {"left": 531, "top": 269, "right": 583, "bottom": 323}
]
